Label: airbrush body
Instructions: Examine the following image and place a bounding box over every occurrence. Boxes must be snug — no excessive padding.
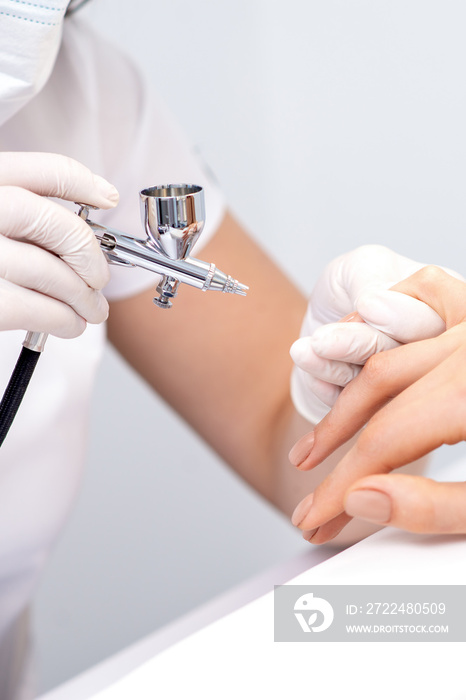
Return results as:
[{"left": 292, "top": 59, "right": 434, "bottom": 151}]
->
[
  {"left": 79, "top": 184, "right": 247, "bottom": 309},
  {"left": 24, "top": 184, "right": 248, "bottom": 354}
]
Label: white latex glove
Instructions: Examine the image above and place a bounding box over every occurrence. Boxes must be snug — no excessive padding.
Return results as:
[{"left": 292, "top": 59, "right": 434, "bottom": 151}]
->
[
  {"left": 0, "top": 152, "right": 119, "bottom": 338},
  {"left": 290, "top": 245, "right": 462, "bottom": 425}
]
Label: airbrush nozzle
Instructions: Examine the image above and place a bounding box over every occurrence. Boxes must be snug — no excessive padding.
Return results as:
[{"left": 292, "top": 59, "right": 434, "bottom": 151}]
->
[
  {"left": 232, "top": 282, "right": 249, "bottom": 296},
  {"left": 203, "top": 266, "right": 248, "bottom": 296}
]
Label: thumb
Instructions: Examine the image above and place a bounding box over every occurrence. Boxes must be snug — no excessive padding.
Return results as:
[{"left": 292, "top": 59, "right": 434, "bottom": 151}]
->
[
  {"left": 356, "top": 289, "right": 446, "bottom": 343},
  {"left": 344, "top": 474, "right": 466, "bottom": 534}
]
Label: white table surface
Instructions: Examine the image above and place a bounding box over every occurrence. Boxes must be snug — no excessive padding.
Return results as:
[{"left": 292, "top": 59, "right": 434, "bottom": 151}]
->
[
  {"left": 37, "top": 545, "right": 336, "bottom": 700},
  {"left": 39, "top": 459, "right": 466, "bottom": 700}
]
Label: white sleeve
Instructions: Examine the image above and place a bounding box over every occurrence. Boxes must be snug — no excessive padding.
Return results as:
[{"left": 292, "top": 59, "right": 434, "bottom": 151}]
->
[
  {"left": 0, "top": 15, "right": 226, "bottom": 303},
  {"left": 96, "top": 59, "right": 226, "bottom": 301}
]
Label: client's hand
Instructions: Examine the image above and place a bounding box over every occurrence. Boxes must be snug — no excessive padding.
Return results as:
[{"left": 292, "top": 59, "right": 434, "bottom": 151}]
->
[{"left": 290, "top": 266, "right": 466, "bottom": 541}]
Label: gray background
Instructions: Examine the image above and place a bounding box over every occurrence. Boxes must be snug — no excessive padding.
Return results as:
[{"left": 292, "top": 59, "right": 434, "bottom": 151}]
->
[{"left": 34, "top": 0, "right": 466, "bottom": 692}]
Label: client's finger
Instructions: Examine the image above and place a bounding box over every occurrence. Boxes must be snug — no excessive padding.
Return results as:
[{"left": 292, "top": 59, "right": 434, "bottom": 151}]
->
[
  {"left": 291, "top": 342, "right": 466, "bottom": 531},
  {"left": 291, "top": 327, "right": 464, "bottom": 471},
  {"left": 391, "top": 266, "right": 466, "bottom": 328},
  {"left": 345, "top": 474, "right": 466, "bottom": 534},
  {"left": 304, "top": 512, "right": 353, "bottom": 544}
]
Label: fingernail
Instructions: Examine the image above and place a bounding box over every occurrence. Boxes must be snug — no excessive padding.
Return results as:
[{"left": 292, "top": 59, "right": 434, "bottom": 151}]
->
[
  {"left": 291, "top": 493, "right": 314, "bottom": 527},
  {"left": 94, "top": 175, "right": 120, "bottom": 205},
  {"left": 289, "top": 432, "right": 315, "bottom": 466},
  {"left": 345, "top": 489, "right": 392, "bottom": 523},
  {"left": 339, "top": 312, "right": 362, "bottom": 323},
  {"left": 96, "top": 292, "right": 110, "bottom": 322},
  {"left": 85, "top": 290, "right": 109, "bottom": 323},
  {"left": 289, "top": 338, "right": 310, "bottom": 366},
  {"left": 302, "top": 528, "right": 318, "bottom": 542}
]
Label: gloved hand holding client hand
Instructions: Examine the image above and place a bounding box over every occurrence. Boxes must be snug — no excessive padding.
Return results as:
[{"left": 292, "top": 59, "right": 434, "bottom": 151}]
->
[
  {"left": 289, "top": 266, "right": 466, "bottom": 541},
  {"left": 290, "top": 245, "right": 451, "bottom": 426}
]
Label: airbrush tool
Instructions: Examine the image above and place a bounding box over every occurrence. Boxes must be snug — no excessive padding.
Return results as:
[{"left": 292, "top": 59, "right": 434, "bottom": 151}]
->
[{"left": 0, "top": 184, "right": 248, "bottom": 446}]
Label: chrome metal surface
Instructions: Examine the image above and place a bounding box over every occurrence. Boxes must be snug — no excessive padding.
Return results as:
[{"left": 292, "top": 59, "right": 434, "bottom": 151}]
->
[
  {"left": 153, "top": 276, "right": 180, "bottom": 309},
  {"left": 23, "top": 331, "right": 48, "bottom": 353},
  {"left": 76, "top": 184, "right": 248, "bottom": 307},
  {"left": 140, "top": 184, "right": 205, "bottom": 260}
]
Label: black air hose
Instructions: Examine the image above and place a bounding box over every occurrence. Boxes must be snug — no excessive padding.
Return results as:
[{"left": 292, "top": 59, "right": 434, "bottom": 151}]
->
[{"left": 0, "top": 346, "right": 41, "bottom": 447}]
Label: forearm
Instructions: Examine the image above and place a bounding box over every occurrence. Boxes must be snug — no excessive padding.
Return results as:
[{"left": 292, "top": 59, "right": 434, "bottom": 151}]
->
[
  {"left": 107, "top": 215, "right": 428, "bottom": 546},
  {"left": 107, "top": 212, "right": 308, "bottom": 500}
]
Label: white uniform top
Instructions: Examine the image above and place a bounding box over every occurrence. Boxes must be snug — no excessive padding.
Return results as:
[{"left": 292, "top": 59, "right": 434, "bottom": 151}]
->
[{"left": 0, "top": 15, "right": 225, "bottom": 696}]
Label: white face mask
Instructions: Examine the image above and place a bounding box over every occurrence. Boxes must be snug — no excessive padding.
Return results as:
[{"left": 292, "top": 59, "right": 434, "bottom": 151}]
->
[{"left": 0, "top": 1, "right": 70, "bottom": 128}]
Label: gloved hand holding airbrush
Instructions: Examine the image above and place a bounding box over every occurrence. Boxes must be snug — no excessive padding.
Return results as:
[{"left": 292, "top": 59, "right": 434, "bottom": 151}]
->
[
  {"left": 289, "top": 244, "right": 459, "bottom": 427},
  {"left": 0, "top": 151, "right": 118, "bottom": 338},
  {"left": 0, "top": 159, "right": 249, "bottom": 449}
]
